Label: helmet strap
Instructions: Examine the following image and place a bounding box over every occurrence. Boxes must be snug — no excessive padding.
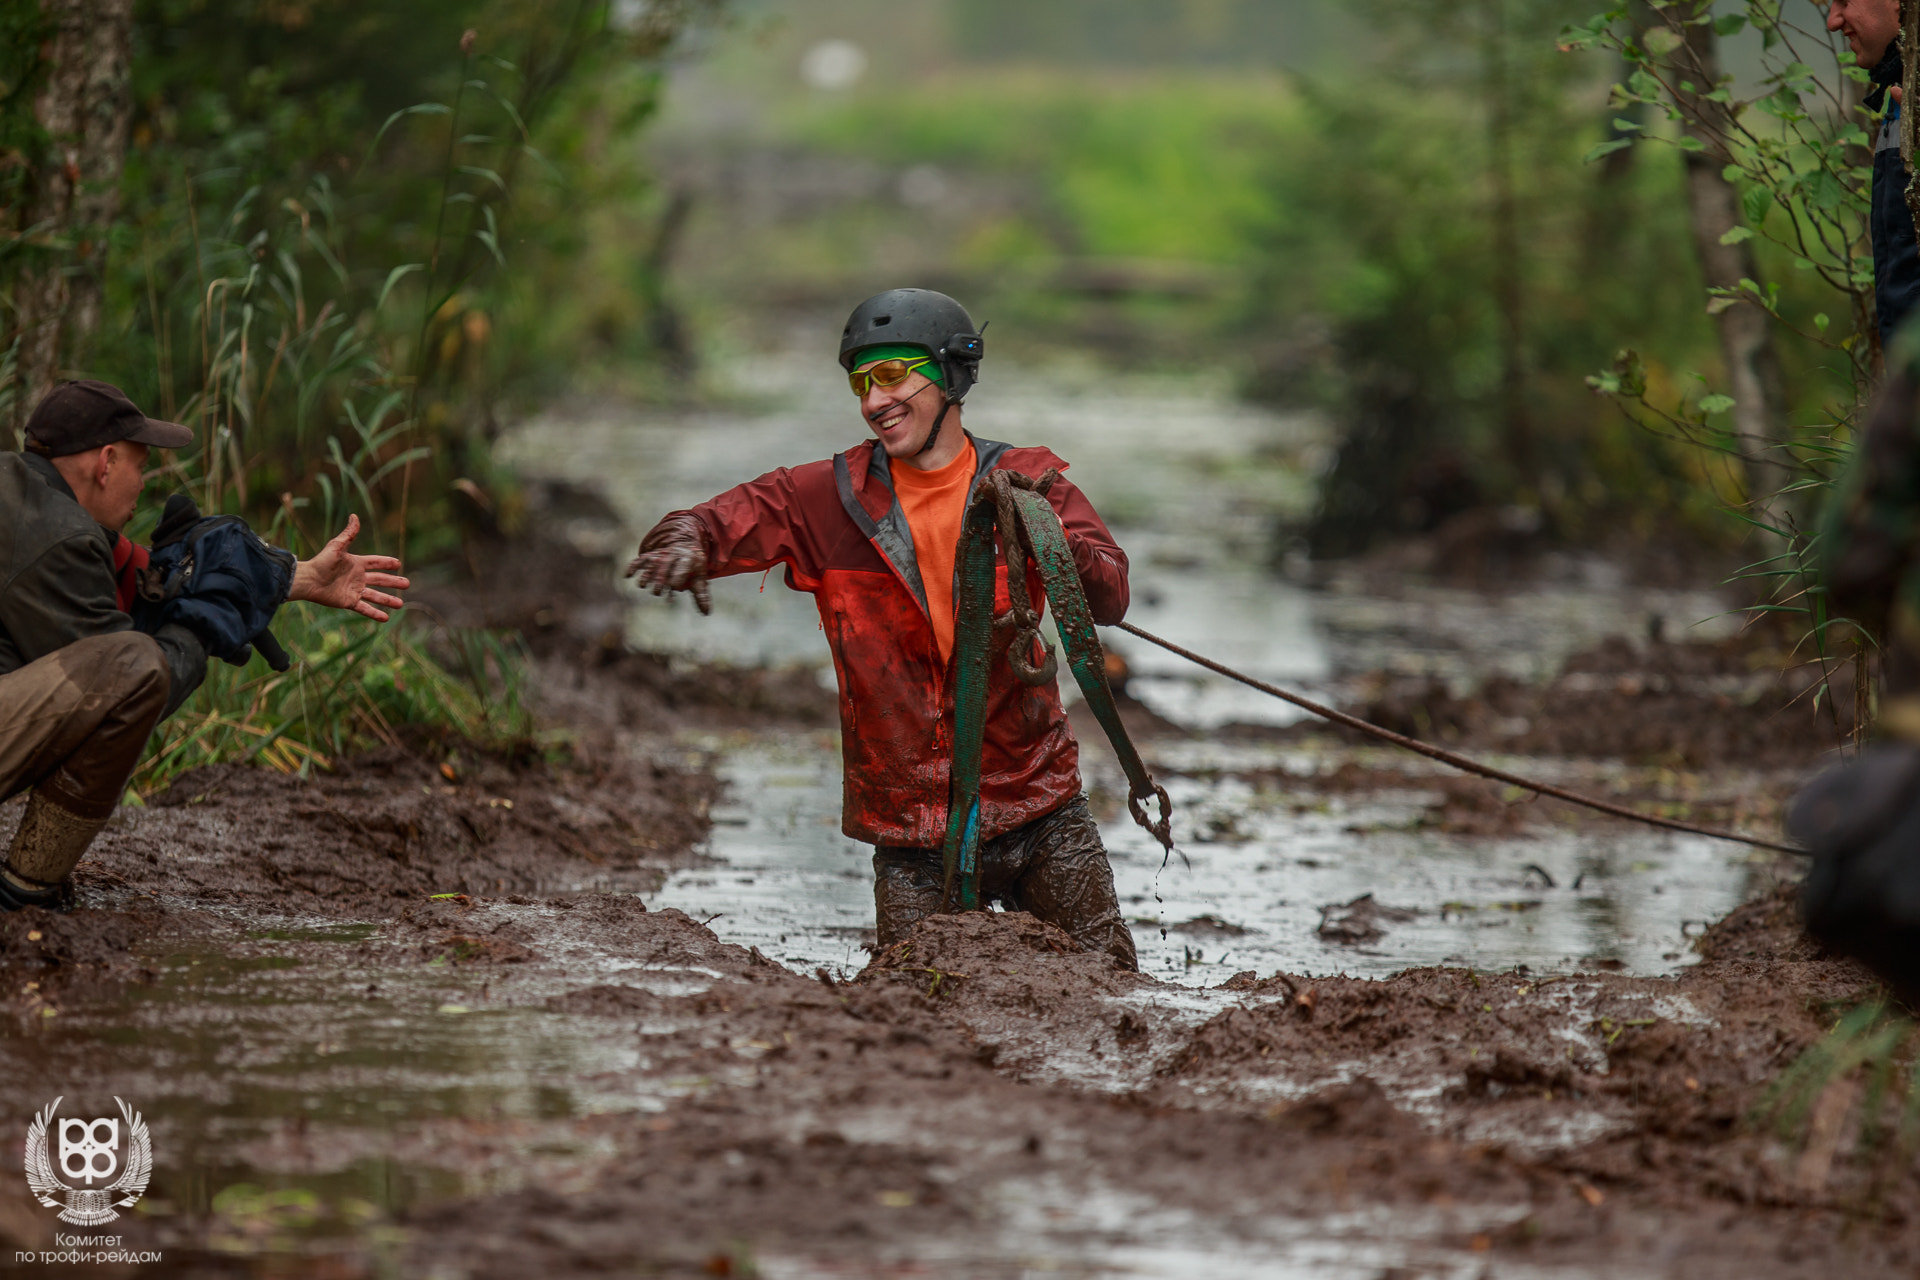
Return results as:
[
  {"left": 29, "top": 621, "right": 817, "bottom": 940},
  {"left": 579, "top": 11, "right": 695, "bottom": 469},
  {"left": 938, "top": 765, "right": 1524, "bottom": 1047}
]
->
[{"left": 917, "top": 395, "right": 955, "bottom": 457}]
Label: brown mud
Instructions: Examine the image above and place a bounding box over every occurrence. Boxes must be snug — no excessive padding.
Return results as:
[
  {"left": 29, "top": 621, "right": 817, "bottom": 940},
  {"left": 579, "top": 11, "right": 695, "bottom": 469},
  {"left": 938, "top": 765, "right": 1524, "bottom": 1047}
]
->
[{"left": 0, "top": 510, "right": 1905, "bottom": 1276}]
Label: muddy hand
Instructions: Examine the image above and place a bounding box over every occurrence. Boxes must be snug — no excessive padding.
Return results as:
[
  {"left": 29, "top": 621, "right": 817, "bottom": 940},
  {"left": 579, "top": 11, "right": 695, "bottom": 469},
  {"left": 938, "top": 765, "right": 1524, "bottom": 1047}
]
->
[
  {"left": 625, "top": 514, "right": 713, "bottom": 615},
  {"left": 291, "top": 514, "right": 410, "bottom": 622}
]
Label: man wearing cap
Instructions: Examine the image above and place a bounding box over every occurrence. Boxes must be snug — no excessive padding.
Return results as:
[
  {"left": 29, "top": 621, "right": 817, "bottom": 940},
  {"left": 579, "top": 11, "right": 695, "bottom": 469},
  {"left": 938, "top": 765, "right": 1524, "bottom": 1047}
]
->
[
  {"left": 627, "top": 289, "right": 1138, "bottom": 969},
  {"left": 0, "top": 379, "right": 408, "bottom": 910}
]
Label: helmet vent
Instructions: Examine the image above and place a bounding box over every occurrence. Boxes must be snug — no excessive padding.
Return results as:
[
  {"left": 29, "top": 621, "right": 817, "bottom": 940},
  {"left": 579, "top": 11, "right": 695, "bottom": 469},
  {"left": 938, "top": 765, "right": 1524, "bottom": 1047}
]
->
[{"left": 874, "top": 315, "right": 891, "bottom": 326}]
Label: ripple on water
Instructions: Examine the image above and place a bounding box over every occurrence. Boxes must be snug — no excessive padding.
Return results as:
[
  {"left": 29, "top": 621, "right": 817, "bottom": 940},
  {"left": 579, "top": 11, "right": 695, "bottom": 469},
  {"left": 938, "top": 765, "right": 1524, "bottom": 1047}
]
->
[{"left": 651, "top": 734, "right": 1756, "bottom": 988}]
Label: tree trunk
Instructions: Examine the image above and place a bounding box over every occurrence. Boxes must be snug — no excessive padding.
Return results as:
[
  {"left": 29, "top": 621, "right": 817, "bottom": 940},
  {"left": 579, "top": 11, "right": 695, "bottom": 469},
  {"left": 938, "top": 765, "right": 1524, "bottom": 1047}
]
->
[
  {"left": 1672, "top": 18, "right": 1789, "bottom": 517},
  {"left": 1484, "top": 0, "right": 1532, "bottom": 481},
  {"left": 7, "top": 0, "right": 134, "bottom": 449}
]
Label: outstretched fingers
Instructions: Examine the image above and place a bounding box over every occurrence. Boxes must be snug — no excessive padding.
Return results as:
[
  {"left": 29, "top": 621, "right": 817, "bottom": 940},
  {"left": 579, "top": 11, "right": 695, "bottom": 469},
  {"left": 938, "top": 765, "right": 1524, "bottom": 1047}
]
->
[{"left": 328, "top": 513, "right": 362, "bottom": 551}]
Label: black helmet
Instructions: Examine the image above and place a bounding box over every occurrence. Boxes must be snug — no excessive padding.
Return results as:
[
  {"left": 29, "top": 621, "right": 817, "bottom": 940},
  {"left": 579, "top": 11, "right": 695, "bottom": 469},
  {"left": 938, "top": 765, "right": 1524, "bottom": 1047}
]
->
[{"left": 838, "top": 288, "right": 984, "bottom": 402}]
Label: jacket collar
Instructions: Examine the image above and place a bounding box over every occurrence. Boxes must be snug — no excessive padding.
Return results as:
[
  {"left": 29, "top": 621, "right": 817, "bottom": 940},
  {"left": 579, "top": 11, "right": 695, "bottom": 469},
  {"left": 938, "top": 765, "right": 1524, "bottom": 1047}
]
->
[
  {"left": 23, "top": 451, "right": 78, "bottom": 503},
  {"left": 834, "top": 432, "right": 1021, "bottom": 620}
]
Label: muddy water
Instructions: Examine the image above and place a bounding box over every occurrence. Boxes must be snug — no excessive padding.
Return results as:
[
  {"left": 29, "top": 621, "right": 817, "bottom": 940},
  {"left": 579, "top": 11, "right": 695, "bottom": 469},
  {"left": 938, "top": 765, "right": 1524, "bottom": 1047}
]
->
[
  {"left": 504, "top": 362, "right": 1754, "bottom": 984},
  {"left": 651, "top": 731, "right": 1757, "bottom": 985}
]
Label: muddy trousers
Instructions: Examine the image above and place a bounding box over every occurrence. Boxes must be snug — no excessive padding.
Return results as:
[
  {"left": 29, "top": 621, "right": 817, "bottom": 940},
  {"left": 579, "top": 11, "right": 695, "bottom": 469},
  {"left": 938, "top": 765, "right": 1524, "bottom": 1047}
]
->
[
  {"left": 872, "top": 795, "right": 1138, "bottom": 971},
  {"left": 0, "top": 633, "right": 170, "bottom": 902}
]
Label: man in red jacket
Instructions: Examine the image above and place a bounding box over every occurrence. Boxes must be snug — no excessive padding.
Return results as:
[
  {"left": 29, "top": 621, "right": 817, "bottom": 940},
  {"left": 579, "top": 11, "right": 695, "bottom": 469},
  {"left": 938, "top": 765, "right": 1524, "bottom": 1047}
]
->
[{"left": 628, "top": 289, "right": 1136, "bottom": 969}]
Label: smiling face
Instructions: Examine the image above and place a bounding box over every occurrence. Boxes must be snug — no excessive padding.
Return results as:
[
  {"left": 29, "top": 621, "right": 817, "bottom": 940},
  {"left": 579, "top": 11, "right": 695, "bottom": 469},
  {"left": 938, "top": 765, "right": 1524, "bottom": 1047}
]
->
[
  {"left": 857, "top": 357, "right": 949, "bottom": 463},
  {"left": 1829, "top": 0, "right": 1899, "bottom": 68}
]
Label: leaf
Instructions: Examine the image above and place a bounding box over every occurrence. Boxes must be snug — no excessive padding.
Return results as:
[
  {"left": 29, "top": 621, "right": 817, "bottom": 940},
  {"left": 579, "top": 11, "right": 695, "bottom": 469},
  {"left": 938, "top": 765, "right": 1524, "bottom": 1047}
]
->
[
  {"left": 368, "top": 102, "right": 453, "bottom": 158},
  {"left": 1674, "top": 134, "right": 1705, "bottom": 152},
  {"left": 1644, "top": 25, "right": 1684, "bottom": 57},
  {"left": 1718, "top": 225, "right": 1754, "bottom": 246},
  {"left": 1699, "top": 394, "right": 1736, "bottom": 416},
  {"left": 455, "top": 165, "right": 508, "bottom": 193},
  {"left": 1713, "top": 12, "right": 1746, "bottom": 36},
  {"left": 1584, "top": 138, "right": 1634, "bottom": 163},
  {"left": 1742, "top": 185, "right": 1774, "bottom": 225},
  {"left": 1814, "top": 313, "right": 1831, "bottom": 333},
  {"left": 377, "top": 263, "right": 425, "bottom": 311},
  {"left": 1706, "top": 296, "right": 1739, "bottom": 315},
  {"left": 1612, "top": 117, "right": 1643, "bottom": 132}
]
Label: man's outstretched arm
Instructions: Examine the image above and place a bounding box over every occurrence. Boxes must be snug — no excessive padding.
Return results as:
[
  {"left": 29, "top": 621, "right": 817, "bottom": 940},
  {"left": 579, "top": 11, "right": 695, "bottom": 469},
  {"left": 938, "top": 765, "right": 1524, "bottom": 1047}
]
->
[
  {"left": 290, "top": 514, "right": 410, "bottom": 621},
  {"left": 627, "top": 463, "right": 834, "bottom": 611}
]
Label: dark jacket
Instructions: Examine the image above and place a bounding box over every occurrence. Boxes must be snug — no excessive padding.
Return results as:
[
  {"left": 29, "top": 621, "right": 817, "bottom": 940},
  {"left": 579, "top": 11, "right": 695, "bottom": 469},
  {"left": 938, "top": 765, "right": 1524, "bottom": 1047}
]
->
[
  {"left": 1871, "top": 57, "right": 1920, "bottom": 348},
  {"left": 673, "top": 433, "right": 1129, "bottom": 848},
  {"left": 0, "top": 452, "right": 206, "bottom": 716}
]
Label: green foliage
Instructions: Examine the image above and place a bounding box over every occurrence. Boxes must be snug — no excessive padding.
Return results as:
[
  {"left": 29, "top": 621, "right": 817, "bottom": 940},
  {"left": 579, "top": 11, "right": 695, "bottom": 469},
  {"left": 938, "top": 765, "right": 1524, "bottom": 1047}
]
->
[
  {"left": 1, "top": 0, "right": 719, "bottom": 781},
  {"left": 1240, "top": 0, "right": 1730, "bottom": 552},
  {"left": 133, "top": 606, "right": 536, "bottom": 795},
  {"left": 1563, "top": 0, "right": 1873, "bottom": 402},
  {"left": 947, "top": 0, "right": 1338, "bottom": 69},
  {"left": 1564, "top": 0, "right": 1878, "bottom": 710},
  {"left": 796, "top": 71, "right": 1288, "bottom": 266},
  {"left": 1756, "top": 1000, "right": 1920, "bottom": 1210}
]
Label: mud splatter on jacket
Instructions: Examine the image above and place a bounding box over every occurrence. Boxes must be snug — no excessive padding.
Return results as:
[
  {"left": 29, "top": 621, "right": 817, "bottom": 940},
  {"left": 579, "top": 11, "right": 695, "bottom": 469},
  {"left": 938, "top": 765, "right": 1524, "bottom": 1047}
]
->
[{"left": 671, "top": 433, "right": 1129, "bottom": 848}]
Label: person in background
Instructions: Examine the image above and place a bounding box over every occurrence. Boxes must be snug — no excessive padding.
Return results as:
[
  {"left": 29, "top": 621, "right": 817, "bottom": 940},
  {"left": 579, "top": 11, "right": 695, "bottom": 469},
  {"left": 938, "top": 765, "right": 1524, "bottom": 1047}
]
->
[{"left": 1829, "top": 0, "right": 1920, "bottom": 348}]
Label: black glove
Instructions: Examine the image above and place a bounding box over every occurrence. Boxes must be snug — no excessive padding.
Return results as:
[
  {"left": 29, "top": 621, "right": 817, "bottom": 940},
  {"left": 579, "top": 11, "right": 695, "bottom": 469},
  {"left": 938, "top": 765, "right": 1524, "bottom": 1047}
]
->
[{"left": 625, "top": 513, "right": 713, "bottom": 615}]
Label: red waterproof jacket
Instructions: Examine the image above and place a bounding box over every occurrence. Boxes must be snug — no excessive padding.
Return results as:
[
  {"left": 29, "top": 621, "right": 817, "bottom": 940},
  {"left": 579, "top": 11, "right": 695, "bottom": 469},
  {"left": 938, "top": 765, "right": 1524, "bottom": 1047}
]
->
[{"left": 674, "top": 433, "right": 1129, "bottom": 848}]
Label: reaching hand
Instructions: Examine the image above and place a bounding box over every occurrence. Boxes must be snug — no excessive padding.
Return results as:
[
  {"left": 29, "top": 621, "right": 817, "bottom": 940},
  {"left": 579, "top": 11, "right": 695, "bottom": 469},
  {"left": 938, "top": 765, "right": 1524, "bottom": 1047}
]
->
[
  {"left": 290, "top": 514, "right": 410, "bottom": 621},
  {"left": 625, "top": 513, "right": 712, "bottom": 615}
]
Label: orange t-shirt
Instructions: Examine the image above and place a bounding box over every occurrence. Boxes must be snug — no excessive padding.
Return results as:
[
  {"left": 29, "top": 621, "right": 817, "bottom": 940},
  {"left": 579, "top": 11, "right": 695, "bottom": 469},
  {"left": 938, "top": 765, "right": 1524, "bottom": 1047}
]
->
[{"left": 891, "top": 439, "right": 977, "bottom": 664}]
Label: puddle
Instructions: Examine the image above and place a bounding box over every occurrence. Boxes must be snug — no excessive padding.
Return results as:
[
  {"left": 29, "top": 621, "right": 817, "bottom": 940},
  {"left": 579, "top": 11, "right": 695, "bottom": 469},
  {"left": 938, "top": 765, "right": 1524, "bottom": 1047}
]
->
[
  {"left": 759, "top": 1180, "right": 1576, "bottom": 1280},
  {"left": 0, "top": 911, "right": 730, "bottom": 1253},
  {"left": 650, "top": 731, "right": 1756, "bottom": 987}
]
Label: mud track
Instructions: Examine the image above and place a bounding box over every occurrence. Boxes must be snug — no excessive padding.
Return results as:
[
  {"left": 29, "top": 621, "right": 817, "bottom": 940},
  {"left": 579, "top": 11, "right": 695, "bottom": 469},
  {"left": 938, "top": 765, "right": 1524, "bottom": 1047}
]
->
[
  {"left": 0, "top": 501, "right": 1907, "bottom": 1276},
  {"left": 0, "top": 706, "right": 1910, "bottom": 1278}
]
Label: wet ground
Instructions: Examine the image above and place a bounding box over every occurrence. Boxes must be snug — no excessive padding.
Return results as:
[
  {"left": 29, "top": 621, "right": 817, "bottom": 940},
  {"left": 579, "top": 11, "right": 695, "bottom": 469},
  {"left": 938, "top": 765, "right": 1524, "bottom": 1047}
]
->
[{"left": 1, "top": 369, "right": 1899, "bottom": 1275}]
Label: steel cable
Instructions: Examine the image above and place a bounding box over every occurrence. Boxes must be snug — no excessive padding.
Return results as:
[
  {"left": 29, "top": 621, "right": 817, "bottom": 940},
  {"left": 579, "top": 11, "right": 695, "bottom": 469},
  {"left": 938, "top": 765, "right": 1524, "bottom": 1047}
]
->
[{"left": 1110, "top": 620, "right": 1806, "bottom": 856}]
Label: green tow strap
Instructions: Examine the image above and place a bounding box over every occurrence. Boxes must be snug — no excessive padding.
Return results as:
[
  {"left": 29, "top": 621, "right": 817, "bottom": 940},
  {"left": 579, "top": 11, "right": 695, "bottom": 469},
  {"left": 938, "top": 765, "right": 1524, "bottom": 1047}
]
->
[{"left": 940, "top": 470, "right": 1175, "bottom": 910}]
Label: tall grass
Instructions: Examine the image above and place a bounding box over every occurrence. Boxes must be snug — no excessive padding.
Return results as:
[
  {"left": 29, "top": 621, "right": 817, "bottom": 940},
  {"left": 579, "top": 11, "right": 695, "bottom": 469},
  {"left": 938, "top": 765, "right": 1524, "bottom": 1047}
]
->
[
  {"left": 120, "top": 35, "right": 579, "bottom": 790},
  {"left": 1754, "top": 1001, "right": 1920, "bottom": 1210},
  {"left": 134, "top": 610, "right": 536, "bottom": 795}
]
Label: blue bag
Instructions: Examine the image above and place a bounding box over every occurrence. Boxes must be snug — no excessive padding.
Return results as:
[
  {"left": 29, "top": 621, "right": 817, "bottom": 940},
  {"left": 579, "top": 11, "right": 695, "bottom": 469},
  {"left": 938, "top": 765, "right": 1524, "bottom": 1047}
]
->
[{"left": 131, "top": 494, "right": 296, "bottom": 670}]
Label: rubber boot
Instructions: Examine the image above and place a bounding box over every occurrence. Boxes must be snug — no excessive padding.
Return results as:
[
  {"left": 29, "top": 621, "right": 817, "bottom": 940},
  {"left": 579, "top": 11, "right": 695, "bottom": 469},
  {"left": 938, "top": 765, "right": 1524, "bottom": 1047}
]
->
[{"left": 0, "top": 791, "right": 105, "bottom": 911}]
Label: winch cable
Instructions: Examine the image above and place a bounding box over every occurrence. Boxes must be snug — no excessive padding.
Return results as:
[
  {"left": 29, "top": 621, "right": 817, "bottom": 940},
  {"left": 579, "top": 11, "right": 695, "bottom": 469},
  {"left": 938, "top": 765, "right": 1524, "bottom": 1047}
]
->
[{"left": 1109, "top": 620, "right": 1807, "bottom": 857}]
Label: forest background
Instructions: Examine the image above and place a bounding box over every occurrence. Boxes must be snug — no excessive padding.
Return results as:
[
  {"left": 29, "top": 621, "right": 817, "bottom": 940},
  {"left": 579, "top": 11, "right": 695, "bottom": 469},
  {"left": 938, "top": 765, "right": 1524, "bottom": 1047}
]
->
[{"left": 0, "top": 0, "right": 1889, "bottom": 768}]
